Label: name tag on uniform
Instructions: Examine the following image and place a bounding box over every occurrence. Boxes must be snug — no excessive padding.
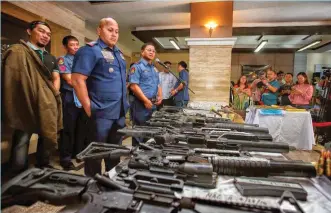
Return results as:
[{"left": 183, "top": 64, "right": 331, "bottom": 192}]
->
[
  {"left": 120, "top": 53, "right": 125, "bottom": 60},
  {"left": 101, "top": 49, "right": 114, "bottom": 63}
]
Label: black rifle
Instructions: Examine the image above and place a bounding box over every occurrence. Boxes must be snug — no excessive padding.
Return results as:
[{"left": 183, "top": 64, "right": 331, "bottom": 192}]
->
[
  {"left": 147, "top": 120, "right": 270, "bottom": 133},
  {"left": 117, "top": 127, "right": 291, "bottom": 153},
  {"left": 2, "top": 168, "right": 305, "bottom": 213}
]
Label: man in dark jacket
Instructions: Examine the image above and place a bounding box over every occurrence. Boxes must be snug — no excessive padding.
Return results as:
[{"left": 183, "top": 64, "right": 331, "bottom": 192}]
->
[{"left": 2, "top": 21, "right": 62, "bottom": 174}]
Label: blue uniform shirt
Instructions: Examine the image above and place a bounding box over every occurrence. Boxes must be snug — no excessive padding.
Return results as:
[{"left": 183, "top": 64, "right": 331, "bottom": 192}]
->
[
  {"left": 174, "top": 69, "right": 189, "bottom": 102},
  {"left": 261, "top": 79, "right": 280, "bottom": 106},
  {"left": 58, "top": 54, "right": 74, "bottom": 91},
  {"left": 72, "top": 38, "right": 128, "bottom": 119},
  {"left": 129, "top": 58, "right": 160, "bottom": 99}
]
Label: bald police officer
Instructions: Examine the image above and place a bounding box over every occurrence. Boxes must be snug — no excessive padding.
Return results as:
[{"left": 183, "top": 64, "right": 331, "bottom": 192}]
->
[
  {"left": 129, "top": 43, "right": 162, "bottom": 145},
  {"left": 71, "top": 18, "right": 128, "bottom": 176}
]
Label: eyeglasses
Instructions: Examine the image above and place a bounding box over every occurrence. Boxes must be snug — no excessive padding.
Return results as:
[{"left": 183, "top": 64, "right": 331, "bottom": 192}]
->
[{"left": 145, "top": 49, "right": 156, "bottom": 53}]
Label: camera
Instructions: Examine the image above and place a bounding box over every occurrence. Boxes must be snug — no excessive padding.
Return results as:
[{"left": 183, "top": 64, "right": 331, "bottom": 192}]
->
[
  {"left": 322, "top": 67, "right": 331, "bottom": 78},
  {"left": 256, "top": 76, "right": 266, "bottom": 88}
]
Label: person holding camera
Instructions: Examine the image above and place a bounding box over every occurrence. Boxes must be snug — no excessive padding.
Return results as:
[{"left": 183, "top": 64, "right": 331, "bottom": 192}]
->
[
  {"left": 250, "top": 71, "right": 266, "bottom": 105},
  {"left": 289, "top": 72, "right": 313, "bottom": 106},
  {"left": 261, "top": 69, "right": 281, "bottom": 106},
  {"left": 279, "top": 73, "right": 294, "bottom": 105}
]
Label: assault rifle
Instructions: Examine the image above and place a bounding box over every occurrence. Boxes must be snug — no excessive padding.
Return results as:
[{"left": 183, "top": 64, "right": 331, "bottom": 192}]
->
[
  {"left": 119, "top": 125, "right": 273, "bottom": 141},
  {"left": 2, "top": 168, "right": 305, "bottom": 213},
  {"left": 117, "top": 127, "right": 290, "bottom": 153},
  {"left": 147, "top": 120, "right": 269, "bottom": 133},
  {"left": 76, "top": 142, "right": 315, "bottom": 178}
]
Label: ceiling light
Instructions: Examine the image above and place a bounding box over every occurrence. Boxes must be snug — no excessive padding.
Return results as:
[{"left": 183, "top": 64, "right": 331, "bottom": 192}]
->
[
  {"left": 153, "top": 38, "right": 164, "bottom": 48},
  {"left": 297, "top": 40, "right": 322, "bottom": 52},
  {"left": 169, "top": 39, "right": 180, "bottom": 50},
  {"left": 254, "top": 40, "right": 268, "bottom": 53}
]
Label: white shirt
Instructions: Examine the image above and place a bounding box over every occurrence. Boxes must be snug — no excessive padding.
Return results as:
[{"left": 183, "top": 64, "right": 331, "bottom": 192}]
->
[{"left": 159, "top": 71, "right": 177, "bottom": 99}]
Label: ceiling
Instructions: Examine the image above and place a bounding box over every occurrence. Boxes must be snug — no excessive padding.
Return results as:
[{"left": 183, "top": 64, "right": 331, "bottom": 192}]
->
[{"left": 55, "top": 1, "right": 331, "bottom": 53}]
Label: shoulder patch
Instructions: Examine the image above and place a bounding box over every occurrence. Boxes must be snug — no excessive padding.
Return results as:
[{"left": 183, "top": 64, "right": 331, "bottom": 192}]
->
[
  {"left": 58, "top": 57, "right": 64, "bottom": 65},
  {"left": 130, "top": 66, "right": 136, "bottom": 74},
  {"left": 86, "top": 41, "right": 97, "bottom": 47}
]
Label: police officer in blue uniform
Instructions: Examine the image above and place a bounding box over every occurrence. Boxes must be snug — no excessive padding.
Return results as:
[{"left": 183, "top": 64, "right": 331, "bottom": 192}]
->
[
  {"left": 129, "top": 43, "right": 162, "bottom": 145},
  {"left": 170, "top": 61, "right": 190, "bottom": 107},
  {"left": 57, "top": 35, "right": 80, "bottom": 170},
  {"left": 71, "top": 18, "right": 128, "bottom": 176}
]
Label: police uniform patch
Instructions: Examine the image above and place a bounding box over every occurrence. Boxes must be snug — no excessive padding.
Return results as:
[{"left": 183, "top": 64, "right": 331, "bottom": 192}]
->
[
  {"left": 101, "top": 49, "right": 114, "bottom": 63},
  {"left": 58, "top": 57, "right": 64, "bottom": 65},
  {"left": 120, "top": 53, "right": 125, "bottom": 60},
  {"left": 130, "top": 67, "right": 136, "bottom": 74},
  {"left": 59, "top": 65, "right": 66, "bottom": 72},
  {"left": 109, "top": 67, "right": 114, "bottom": 73}
]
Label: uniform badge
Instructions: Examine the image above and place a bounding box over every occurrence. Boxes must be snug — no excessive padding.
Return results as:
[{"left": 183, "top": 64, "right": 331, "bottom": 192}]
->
[
  {"left": 120, "top": 53, "right": 125, "bottom": 60},
  {"left": 130, "top": 67, "right": 136, "bottom": 74},
  {"left": 58, "top": 57, "right": 64, "bottom": 65},
  {"left": 101, "top": 49, "right": 114, "bottom": 63},
  {"left": 109, "top": 67, "right": 114, "bottom": 73}
]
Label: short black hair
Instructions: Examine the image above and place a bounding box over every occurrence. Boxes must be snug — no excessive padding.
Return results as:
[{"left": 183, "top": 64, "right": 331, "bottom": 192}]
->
[
  {"left": 62, "top": 35, "right": 79, "bottom": 46},
  {"left": 277, "top": 71, "right": 284, "bottom": 76},
  {"left": 178, "top": 61, "right": 187, "bottom": 69},
  {"left": 141, "top": 42, "right": 155, "bottom": 51},
  {"left": 28, "top": 20, "right": 51, "bottom": 32},
  {"left": 285, "top": 73, "right": 293, "bottom": 77},
  {"left": 164, "top": 61, "right": 171, "bottom": 65}
]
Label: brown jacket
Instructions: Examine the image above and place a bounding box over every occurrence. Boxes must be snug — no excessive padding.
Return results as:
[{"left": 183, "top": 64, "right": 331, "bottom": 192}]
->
[{"left": 1, "top": 40, "right": 63, "bottom": 144}]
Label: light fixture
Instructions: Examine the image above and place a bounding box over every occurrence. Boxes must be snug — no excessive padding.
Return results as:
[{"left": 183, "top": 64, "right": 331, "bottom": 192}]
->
[
  {"left": 254, "top": 40, "right": 268, "bottom": 53},
  {"left": 169, "top": 39, "right": 180, "bottom": 50},
  {"left": 153, "top": 37, "right": 164, "bottom": 48},
  {"left": 297, "top": 40, "right": 322, "bottom": 52},
  {"left": 204, "top": 21, "right": 218, "bottom": 37}
]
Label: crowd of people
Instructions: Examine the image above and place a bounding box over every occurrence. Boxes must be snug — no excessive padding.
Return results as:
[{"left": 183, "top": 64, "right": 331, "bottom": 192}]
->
[
  {"left": 232, "top": 69, "right": 314, "bottom": 110},
  {"left": 2, "top": 18, "right": 189, "bottom": 177}
]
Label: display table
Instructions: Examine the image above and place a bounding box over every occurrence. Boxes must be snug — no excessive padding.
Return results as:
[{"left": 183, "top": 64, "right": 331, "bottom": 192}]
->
[
  {"left": 107, "top": 151, "right": 331, "bottom": 213},
  {"left": 245, "top": 107, "right": 315, "bottom": 150}
]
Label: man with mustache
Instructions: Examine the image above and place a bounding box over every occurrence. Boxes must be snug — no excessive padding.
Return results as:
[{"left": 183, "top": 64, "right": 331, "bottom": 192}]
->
[
  {"left": 72, "top": 18, "right": 129, "bottom": 176},
  {"left": 129, "top": 43, "right": 162, "bottom": 146},
  {"left": 2, "top": 21, "right": 62, "bottom": 174}
]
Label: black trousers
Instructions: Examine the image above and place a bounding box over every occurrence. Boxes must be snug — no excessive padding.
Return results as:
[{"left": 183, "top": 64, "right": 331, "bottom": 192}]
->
[
  {"left": 59, "top": 90, "right": 81, "bottom": 163},
  {"left": 84, "top": 116, "right": 125, "bottom": 177}
]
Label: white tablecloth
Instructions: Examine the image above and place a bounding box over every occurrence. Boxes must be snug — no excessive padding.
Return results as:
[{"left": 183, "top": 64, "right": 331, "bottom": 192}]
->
[{"left": 245, "top": 107, "right": 315, "bottom": 150}]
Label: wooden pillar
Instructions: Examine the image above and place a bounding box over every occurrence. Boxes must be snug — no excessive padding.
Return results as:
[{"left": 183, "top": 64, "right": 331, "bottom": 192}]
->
[{"left": 187, "top": 2, "right": 236, "bottom": 104}]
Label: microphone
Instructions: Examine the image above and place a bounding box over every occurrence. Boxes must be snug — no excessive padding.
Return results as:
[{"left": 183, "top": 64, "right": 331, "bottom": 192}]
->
[
  {"left": 155, "top": 58, "right": 195, "bottom": 94},
  {"left": 155, "top": 58, "right": 168, "bottom": 69}
]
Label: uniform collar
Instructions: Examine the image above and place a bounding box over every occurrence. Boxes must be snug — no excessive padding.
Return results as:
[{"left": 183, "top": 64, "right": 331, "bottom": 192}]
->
[
  {"left": 27, "top": 41, "right": 47, "bottom": 53},
  {"left": 140, "top": 58, "right": 152, "bottom": 66},
  {"left": 98, "top": 38, "right": 119, "bottom": 52},
  {"left": 179, "top": 68, "right": 186, "bottom": 72}
]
